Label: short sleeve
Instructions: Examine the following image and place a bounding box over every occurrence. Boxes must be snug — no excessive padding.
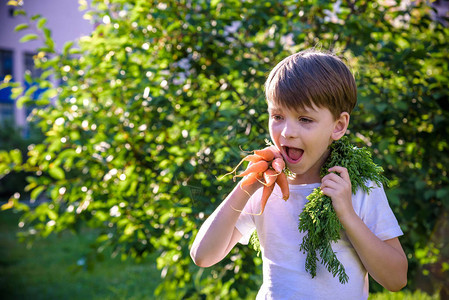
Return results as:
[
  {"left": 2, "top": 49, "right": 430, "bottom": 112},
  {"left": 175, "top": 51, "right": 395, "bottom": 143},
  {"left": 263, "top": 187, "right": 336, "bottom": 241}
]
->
[
  {"left": 354, "top": 182, "right": 403, "bottom": 241},
  {"left": 235, "top": 192, "right": 258, "bottom": 245}
]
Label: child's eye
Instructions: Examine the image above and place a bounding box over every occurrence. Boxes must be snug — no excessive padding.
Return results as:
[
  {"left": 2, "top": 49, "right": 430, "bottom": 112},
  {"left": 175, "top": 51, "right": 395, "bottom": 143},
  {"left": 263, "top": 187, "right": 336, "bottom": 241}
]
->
[
  {"left": 299, "top": 117, "right": 312, "bottom": 123},
  {"left": 271, "top": 115, "right": 283, "bottom": 121}
]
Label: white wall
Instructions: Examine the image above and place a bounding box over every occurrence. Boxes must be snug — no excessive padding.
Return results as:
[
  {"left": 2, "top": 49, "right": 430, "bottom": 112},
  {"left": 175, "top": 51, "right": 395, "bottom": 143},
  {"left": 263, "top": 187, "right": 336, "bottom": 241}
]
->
[{"left": 0, "top": 0, "right": 93, "bottom": 128}]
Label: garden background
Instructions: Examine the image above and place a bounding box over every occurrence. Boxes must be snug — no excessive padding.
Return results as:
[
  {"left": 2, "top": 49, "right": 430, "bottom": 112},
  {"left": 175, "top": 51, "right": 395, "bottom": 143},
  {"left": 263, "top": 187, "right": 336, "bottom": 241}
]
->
[{"left": 0, "top": 0, "right": 448, "bottom": 299}]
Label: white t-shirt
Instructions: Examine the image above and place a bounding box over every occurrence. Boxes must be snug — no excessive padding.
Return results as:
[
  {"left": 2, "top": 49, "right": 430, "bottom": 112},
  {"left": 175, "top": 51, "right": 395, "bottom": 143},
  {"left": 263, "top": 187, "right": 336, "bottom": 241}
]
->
[{"left": 235, "top": 181, "right": 403, "bottom": 300}]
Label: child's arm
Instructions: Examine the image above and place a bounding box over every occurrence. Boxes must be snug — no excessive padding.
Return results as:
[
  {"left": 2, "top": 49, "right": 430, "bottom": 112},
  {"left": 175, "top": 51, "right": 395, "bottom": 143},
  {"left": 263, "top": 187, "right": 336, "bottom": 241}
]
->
[
  {"left": 321, "top": 166, "right": 408, "bottom": 292},
  {"left": 190, "top": 180, "right": 261, "bottom": 268}
]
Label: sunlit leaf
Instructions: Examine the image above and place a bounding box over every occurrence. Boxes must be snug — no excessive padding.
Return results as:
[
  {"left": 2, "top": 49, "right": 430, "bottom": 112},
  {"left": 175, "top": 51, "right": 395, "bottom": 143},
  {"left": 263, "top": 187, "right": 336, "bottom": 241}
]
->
[
  {"left": 48, "top": 167, "right": 65, "bottom": 180},
  {"left": 19, "top": 33, "right": 39, "bottom": 43},
  {"left": 14, "top": 23, "right": 29, "bottom": 31},
  {"left": 37, "top": 17, "right": 47, "bottom": 29},
  {"left": 31, "top": 186, "right": 46, "bottom": 201}
]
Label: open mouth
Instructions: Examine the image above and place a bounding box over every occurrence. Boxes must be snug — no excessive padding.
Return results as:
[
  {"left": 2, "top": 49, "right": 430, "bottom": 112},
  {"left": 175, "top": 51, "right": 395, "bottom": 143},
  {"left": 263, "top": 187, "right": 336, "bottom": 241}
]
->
[{"left": 283, "top": 146, "right": 304, "bottom": 163}]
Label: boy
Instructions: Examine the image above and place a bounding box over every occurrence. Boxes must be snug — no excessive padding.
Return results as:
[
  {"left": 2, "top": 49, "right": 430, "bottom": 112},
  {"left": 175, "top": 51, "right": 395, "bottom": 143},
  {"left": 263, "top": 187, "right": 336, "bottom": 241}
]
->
[{"left": 190, "top": 49, "right": 407, "bottom": 299}]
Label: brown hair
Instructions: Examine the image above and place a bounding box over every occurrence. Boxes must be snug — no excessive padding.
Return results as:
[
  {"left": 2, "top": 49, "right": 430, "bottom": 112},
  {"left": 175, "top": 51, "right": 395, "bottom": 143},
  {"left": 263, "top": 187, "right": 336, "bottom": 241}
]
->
[{"left": 265, "top": 49, "right": 357, "bottom": 119}]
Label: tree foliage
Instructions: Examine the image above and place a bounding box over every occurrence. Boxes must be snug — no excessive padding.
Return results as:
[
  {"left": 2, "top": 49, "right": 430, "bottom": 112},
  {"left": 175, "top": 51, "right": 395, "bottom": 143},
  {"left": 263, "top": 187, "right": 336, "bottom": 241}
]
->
[{"left": 1, "top": 0, "right": 448, "bottom": 298}]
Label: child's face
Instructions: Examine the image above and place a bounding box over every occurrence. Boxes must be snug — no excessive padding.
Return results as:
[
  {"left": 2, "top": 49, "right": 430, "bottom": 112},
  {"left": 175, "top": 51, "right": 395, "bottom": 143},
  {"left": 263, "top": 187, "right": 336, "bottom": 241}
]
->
[{"left": 268, "top": 101, "right": 344, "bottom": 184}]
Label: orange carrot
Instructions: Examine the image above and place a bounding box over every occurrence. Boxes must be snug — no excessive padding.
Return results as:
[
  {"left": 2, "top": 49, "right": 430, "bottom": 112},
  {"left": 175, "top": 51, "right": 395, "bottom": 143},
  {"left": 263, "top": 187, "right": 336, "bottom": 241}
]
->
[
  {"left": 254, "top": 147, "right": 275, "bottom": 161},
  {"left": 234, "top": 160, "right": 269, "bottom": 178},
  {"left": 245, "top": 154, "right": 265, "bottom": 163},
  {"left": 220, "top": 154, "right": 265, "bottom": 179},
  {"left": 223, "top": 145, "right": 290, "bottom": 215},
  {"left": 259, "top": 184, "right": 275, "bottom": 214},
  {"left": 272, "top": 157, "right": 285, "bottom": 173},
  {"left": 240, "top": 172, "right": 263, "bottom": 188},
  {"left": 276, "top": 171, "right": 289, "bottom": 200},
  {"left": 263, "top": 169, "right": 278, "bottom": 186}
]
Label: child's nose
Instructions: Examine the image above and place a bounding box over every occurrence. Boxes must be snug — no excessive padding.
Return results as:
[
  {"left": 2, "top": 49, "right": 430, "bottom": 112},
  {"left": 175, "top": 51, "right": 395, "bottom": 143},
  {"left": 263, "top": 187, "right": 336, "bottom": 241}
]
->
[{"left": 281, "top": 121, "right": 299, "bottom": 139}]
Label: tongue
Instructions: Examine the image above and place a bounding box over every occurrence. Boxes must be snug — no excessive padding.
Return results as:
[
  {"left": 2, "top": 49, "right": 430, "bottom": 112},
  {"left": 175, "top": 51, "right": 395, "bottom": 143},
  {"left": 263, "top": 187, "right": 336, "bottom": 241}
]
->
[{"left": 287, "top": 147, "right": 303, "bottom": 160}]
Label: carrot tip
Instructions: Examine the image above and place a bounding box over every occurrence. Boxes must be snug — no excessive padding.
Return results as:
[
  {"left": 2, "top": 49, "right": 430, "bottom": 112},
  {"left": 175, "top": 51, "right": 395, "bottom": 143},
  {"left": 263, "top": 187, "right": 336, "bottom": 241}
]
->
[
  {"left": 219, "top": 155, "right": 253, "bottom": 180},
  {"left": 238, "top": 145, "right": 252, "bottom": 153}
]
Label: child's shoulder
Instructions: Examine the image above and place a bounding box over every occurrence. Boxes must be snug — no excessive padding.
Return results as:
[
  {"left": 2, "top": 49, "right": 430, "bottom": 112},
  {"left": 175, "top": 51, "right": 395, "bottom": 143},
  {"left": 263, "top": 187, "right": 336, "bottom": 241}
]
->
[
  {"left": 352, "top": 180, "right": 392, "bottom": 216},
  {"left": 353, "top": 180, "right": 386, "bottom": 198}
]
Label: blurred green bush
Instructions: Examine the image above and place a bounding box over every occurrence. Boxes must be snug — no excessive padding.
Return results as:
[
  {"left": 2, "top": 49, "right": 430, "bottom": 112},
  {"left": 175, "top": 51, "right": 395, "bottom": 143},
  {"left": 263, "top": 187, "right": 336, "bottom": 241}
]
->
[{"left": 0, "top": 121, "right": 43, "bottom": 199}]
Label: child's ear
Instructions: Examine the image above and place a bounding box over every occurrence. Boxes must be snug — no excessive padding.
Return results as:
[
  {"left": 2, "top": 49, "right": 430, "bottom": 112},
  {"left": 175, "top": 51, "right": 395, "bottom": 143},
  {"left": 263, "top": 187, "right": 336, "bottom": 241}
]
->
[{"left": 331, "top": 112, "right": 350, "bottom": 141}]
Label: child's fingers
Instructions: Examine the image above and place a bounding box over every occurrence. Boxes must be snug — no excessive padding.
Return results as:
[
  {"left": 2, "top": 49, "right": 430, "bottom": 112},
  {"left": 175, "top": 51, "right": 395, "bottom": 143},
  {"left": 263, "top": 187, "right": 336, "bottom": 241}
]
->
[
  {"left": 327, "top": 166, "right": 350, "bottom": 182},
  {"left": 320, "top": 177, "right": 341, "bottom": 193},
  {"left": 321, "top": 169, "right": 351, "bottom": 195},
  {"left": 322, "top": 172, "right": 345, "bottom": 186}
]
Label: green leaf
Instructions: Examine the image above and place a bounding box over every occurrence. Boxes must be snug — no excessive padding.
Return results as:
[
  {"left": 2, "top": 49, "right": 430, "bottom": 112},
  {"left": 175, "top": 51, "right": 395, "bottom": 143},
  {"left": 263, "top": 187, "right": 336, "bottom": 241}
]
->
[
  {"left": 43, "top": 28, "right": 51, "bottom": 39},
  {"left": 47, "top": 209, "right": 58, "bottom": 220},
  {"left": 16, "top": 95, "right": 30, "bottom": 108},
  {"left": 14, "top": 23, "right": 29, "bottom": 31},
  {"left": 20, "top": 34, "right": 39, "bottom": 43},
  {"left": 31, "top": 186, "right": 46, "bottom": 201},
  {"left": 95, "top": 211, "right": 108, "bottom": 222},
  {"left": 210, "top": 0, "right": 221, "bottom": 9},
  {"left": 9, "top": 149, "right": 22, "bottom": 165},
  {"left": 48, "top": 167, "right": 65, "bottom": 180},
  {"left": 436, "top": 188, "right": 449, "bottom": 200},
  {"left": 40, "top": 88, "right": 58, "bottom": 99},
  {"left": 30, "top": 14, "right": 42, "bottom": 21},
  {"left": 96, "top": 233, "right": 110, "bottom": 243},
  {"left": 62, "top": 41, "right": 74, "bottom": 56},
  {"left": 13, "top": 9, "right": 25, "bottom": 16},
  {"left": 37, "top": 17, "right": 47, "bottom": 29}
]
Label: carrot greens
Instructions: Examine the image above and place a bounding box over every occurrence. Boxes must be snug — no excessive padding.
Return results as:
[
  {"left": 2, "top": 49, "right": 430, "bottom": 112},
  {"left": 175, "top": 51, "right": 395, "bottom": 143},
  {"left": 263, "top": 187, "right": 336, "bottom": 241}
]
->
[{"left": 299, "top": 136, "right": 388, "bottom": 283}]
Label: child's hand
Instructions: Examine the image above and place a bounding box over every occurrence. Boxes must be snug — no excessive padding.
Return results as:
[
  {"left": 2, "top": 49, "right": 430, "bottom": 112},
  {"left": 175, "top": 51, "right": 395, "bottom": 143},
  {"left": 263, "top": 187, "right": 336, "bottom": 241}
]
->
[{"left": 320, "top": 166, "right": 355, "bottom": 223}]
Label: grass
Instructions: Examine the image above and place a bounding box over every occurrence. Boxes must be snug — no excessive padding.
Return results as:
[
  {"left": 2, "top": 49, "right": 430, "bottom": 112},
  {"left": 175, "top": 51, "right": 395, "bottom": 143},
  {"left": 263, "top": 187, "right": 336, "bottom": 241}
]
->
[
  {"left": 369, "top": 290, "right": 440, "bottom": 300},
  {"left": 0, "top": 209, "right": 441, "bottom": 300},
  {"left": 0, "top": 209, "right": 161, "bottom": 300}
]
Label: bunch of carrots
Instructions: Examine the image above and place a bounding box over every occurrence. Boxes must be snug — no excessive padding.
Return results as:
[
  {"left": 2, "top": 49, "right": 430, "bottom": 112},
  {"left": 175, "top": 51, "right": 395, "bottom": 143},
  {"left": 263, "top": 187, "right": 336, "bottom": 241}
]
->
[{"left": 227, "top": 146, "right": 290, "bottom": 214}]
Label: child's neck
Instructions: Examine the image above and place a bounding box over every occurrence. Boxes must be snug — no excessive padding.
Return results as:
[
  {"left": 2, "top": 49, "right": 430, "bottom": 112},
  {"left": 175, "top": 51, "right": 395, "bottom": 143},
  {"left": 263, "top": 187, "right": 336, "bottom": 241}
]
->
[{"left": 287, "top": 174, "right": 321, "bottom": 185}]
